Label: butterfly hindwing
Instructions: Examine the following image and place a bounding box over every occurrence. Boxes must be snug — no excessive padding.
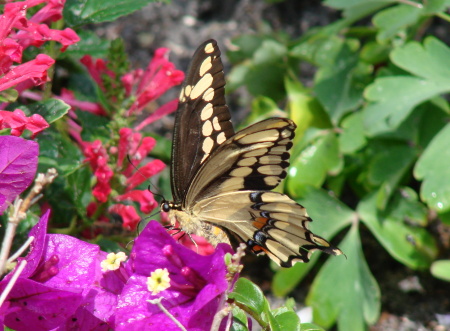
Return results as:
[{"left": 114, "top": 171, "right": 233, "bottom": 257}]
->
[
  {"left": 171, "top": 40, "right": 234, "bottom": 203},
  {"left": 192, "top": 190, "right": 342, "bottom": 267}
]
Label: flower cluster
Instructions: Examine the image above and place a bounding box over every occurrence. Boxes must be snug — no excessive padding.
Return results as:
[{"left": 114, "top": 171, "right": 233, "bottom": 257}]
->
[
  {"left": 65, "top": 45, "right": 184, "bottom": 230},
  {"left": 0, "top": 109, "right": 49, "bottom": 138},
  {"left": 0, "top": 0, "right": 79, "bottom": 94},
  {"left": 0, "top": 214, "right": 236, "bottom": 330},
  {"left": 80, "top": 129, "right": 165, "bottom": 230}
]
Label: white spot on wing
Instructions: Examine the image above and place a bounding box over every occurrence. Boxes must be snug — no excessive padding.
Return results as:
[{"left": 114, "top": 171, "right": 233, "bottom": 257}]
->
[
  {"left": 203, "top": 87, "right": 215, "bottom": 101},
  {"left": 199, "top": 57, "right": 212, "bottom": 76},
  {"left": 212, "top": 116, "right": 221, "bottom": 131},
  {"left": 200, "top": 103, "right": 213, "bottom": 120},
  {"left": 191, "top": 74, "right": 213, "bottom": 99},
  {"left": 217, "top": 132, "right": 226, "bottom": 144},
  {"left": 204, "top": 43, "right": 215, "bottom": 54},
  {"left": 185, "top": 85, "right": 192, "bottom": 97},
  {"left": 202, "top": 120, "right": 213, "bottom": 136},
  {"left": 202, "top": 136, "right": 214, "bottom": 154}
]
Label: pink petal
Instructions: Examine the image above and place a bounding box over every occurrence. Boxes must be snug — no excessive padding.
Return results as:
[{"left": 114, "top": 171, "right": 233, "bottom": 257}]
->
[
  {"left": 126, "top": 48, "right": 184, "bottom": 115},
  {"left": 109, "top": 204, "right": 140, "bottom": 230},
  {"left": 30, "top": 0, "right": 64, "bottom": 24},
  {"left": 80, "top": 56, "right": 114, "bottom": 91},
  {"left": 115, "top": 190, "right": 157, "bottom": 214},
  {"left": 121, "top": 69, "right": 143, "bottom": 96},
  {"left": 0, "top": 109, "right": 49, "bottom": 138},
  {"left": 125, "top": 159, "right": 165, "bottom": 190},
  {"left": 57, "top": 88, "right": 106, "bottom": 115},
  {"left": 0, "top": 39, "right": 23, "bottom": 75},
  {"left": 134, "top": 98, "right": 178, "bottom": 131},
  {"left": 0, "top": 54, "right": 54, "bottom": 92}
]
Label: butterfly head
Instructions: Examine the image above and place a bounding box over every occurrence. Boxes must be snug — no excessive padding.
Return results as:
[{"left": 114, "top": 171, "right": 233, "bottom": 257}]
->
[{"left": 160, "top": 200, "right": 181, "bottom": 212}]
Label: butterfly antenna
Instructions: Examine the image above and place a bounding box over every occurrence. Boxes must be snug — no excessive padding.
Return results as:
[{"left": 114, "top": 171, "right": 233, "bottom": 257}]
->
[{"left": 126, "top": 155, "right": 163, "bottom": 198}]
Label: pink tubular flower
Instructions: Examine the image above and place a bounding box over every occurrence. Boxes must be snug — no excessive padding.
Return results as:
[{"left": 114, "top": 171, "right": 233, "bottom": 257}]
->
[
  {"left": 0, "top": 54, "right": 55, "bottom": 93},
  {"left": 109, "top": 204, "right": 141, "bottom": 230},
  {"left": 0, "top": 109, "right": 49, "bottom": 138},
  {"left": 125, "top": 160, "right": 165, "bottom": 191},
  {"left": 5, "top": 0, "right": 80, "bottom": 52},
  {"left": 123, "top": 48, "right": 184, "bottom": 115},
  {"left": 115, "top": 190, "right": 158, "bottom": 214},
  {"left": 83, "top": 140, "right": 113, "bottom": 203},
  {"left": 0, "top": 0, "right": 79, "bottom": 93},
  {"left": 58, "top": 88, "right": 107, "bottom": 116},
  {"left": 134, "top": 98, "right": 179, "bottom": 131},
  {"left": 80, "top": 55, "right": 114, "bottom": 91}
]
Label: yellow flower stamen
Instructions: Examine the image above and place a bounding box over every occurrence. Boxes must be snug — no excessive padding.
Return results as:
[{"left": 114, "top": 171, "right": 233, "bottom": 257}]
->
[
  {"left": 147, "top": 268, "right": 171, "bottom": 295},
  {"left": 100, "top": 252, "right": 127, "bottom": 272}
]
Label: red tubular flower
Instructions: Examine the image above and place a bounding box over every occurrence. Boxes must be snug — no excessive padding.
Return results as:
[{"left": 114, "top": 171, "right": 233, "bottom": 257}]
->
[
  {"left": 80, "top": 55, "right": 114, "bottom": 90},
  {"left": 117, "top": 128, "right": 142, "bottom": 169},
  {"left": 109, "top": 204, "right": 141, "bottom": 230},
  {"left": 124, "top": 48, "right": 184, "bottom": 115},
  {"left": 134, "top": 98, "right": 179, "bottom": 131},
  {"left": 0, "top": 54, "right": 55, "bottom": 92},
  {"left": 59, "top": 88, "right": 107, "bottom": 116},
  {"left": 115, "top": 190, "right": 158, "bottom": 214},
  {"left": 0, "top": 109, "right": 49, "bottom": 137},
  {"left": 5, "top": 0, "right": 80, "bottom": 52},
  {"left": 83, "top": 141, "right": 114, "bottom": 203},
  {"left": 125, "top": 160, "right": 165, "bottom": 191}
]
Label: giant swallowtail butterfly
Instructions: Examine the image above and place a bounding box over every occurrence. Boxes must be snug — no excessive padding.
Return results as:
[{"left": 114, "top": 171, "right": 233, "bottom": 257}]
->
[{"left": 161, "top": 40, "right": 342, "bottom": 267}]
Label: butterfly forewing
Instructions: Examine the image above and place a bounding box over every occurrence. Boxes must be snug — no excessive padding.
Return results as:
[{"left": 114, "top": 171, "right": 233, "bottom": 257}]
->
[{"left": 171, "top": 40, "right": 234, "bottom": 203}]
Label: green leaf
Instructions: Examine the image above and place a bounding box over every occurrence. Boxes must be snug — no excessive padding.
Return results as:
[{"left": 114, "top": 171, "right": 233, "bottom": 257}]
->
[
  {"left": 385, "top": 187, "right": 428, "bottom": 227},
  {"left": 229, "top": 278, "right": 266, "bottom": 314},
  {"left": 287, "top": 132, "right": 342, "bottom": 193},
  {"left": 299, "top": 323, "right": 325, "bottom": 331},
  {"left": 366, "top": 142, "right": 416, "bottom": 209},
  {"left": 19, "top": 99, "right": 70, "bottom": 124},
  {"left": 231, "top": 306, "right": 249, "bottom": 331},
  {"left": 363, "top": 37, "right": 450, "bottom": 135},
  {"left": 313, "top": 37, "right": 369, "bottom": 123},
  {"left": 240, "top": 96, "right": 285, "bottom": 128},
  {"left": 76, "top": 110, "right": 110, "bottom": 142},
  {"left": 373, "top": 4, "right": 423, "bottom": 42},
  {"left": 273, "top": 309, "right": 300, "bottom": 331},
  {"left": 414, "top": 123, "right": 450, "bottom": 213},
  {"left": 253, "top": 39, "right": 288, "bottom": 65},
  {"left": 358, "top": 191, "right": 438, "bottom": 269},
  {"left": 430, "top": 260, "right": 450, "bottom": 282},
  {"left": 307, "top": 225, "right": 380, "bottom": 330},
  {"left": 235, "top": 39, "right": 291, "bottom": 101},
  {"left": 38, "top": 127, "right": 85, "bottom": 176},
  {"left": 362, "top": 76, "right": 447, "bottom": 136},
  {"left": 338, "top": 111, "right": 367, "bottom": 154},
  {"left": 64, "top": 0, "right": 159, "bottom": 26},
  {"left": 62, "top": 30, "right": 110, "bottom": 58},
  {"left": 360, "top": 41, "right": 390, "bottom": 64},
  {"left": 66, "top": 166, "right": 93, "bottom": 220},
  {"left": 272, "top": 187, "right": 354, "bottom": 296},
  {"left": 0, "top": 88, "right": 19, "bottom": 103},
  {"left": 393, "top": 37, "right": 450, "bottom": 82},
  {"left": 285, "top": 77, "right": 331, "bottom": 144},
  {"left": 228, "top": 35, "right": 265, "bottom": 64},
  {"left": 417, "top": 98, "right": 450, "bottom": 148}
]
